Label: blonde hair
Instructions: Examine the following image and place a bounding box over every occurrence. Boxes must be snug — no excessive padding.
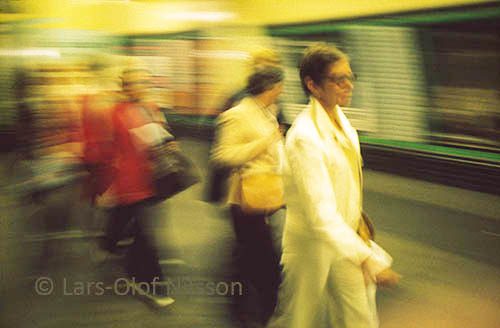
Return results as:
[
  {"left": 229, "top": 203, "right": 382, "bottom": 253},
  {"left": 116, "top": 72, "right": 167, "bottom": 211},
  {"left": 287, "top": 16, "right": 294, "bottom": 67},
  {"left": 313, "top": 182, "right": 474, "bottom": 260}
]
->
[{"left": 250, "top": 48, "right": 281, "bottom": 68}]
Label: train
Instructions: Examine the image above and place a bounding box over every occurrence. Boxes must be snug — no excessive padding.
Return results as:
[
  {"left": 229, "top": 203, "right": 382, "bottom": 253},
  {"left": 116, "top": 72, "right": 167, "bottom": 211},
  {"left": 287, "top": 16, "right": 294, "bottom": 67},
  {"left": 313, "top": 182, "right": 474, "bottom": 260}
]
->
[{"left": 1, "top": 1, "right": 499, "bottom": 194}]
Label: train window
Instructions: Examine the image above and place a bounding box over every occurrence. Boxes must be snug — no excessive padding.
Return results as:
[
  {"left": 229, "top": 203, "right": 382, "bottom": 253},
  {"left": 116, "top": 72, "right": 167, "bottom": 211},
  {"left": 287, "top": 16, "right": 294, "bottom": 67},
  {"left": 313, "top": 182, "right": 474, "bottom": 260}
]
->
[{"left": 427, "top": 20, "right": 500, "bottom": 151}]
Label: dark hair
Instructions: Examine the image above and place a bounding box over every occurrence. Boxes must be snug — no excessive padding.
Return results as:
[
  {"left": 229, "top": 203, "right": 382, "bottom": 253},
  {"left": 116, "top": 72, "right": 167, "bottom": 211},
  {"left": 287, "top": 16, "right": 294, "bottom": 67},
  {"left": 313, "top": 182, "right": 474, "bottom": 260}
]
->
[
  {"left": 299, "top": 43, "right": 348, "bottom": 96},
  {"left": 247, "top": 65, "right": 284, "bottom": 96}
]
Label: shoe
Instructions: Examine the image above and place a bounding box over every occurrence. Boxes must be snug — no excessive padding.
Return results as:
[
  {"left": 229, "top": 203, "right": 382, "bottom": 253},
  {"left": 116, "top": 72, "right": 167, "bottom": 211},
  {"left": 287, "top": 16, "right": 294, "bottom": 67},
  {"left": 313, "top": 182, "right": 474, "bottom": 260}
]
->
[
  {"left": 159, "top": 258, "right": 187, "bottom": 266},
  {"left": 89, "top": 243, "right": 123, "bottom": 264},
  {"left": 149, "top": 295, "right": 175, "bottom": 308},
  {"left": 126, "top": 279, "right": 175, "bottom": 308},
  {"left": 116, "top": 237, "right": 135, "bottom": 247}
]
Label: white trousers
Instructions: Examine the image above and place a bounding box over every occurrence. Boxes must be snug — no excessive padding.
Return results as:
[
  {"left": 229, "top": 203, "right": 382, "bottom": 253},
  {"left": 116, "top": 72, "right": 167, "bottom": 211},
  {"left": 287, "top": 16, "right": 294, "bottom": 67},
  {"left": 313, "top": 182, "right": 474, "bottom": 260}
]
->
[{"left": 269, "top": 234, "right": 379, "bottom": 328}]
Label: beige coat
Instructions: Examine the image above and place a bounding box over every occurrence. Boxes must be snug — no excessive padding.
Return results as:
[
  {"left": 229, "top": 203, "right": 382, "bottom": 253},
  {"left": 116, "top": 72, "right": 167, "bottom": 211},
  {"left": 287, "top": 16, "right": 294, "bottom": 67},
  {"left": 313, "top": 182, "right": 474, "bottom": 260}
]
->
[{"left": 211, "top": 97, "right": 284, "bottom": 205}]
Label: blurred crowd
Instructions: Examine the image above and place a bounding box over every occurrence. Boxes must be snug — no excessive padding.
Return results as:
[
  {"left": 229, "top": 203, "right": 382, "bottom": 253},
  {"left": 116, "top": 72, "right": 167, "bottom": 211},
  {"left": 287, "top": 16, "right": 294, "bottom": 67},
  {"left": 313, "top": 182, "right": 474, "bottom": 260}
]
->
[
  {"left": 0, "top": 3, "right": 499, "bottom": 327},
  {"left": 1, "top": 20, "right": 499, "bottom": 326},
  {"left": 0, "top": 40, "right": 405, "bottom": 328}
]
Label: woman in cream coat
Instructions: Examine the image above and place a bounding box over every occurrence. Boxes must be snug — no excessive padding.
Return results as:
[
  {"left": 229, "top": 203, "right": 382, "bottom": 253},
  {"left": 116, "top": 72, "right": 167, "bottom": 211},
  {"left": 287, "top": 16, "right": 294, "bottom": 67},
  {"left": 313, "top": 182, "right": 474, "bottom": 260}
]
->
[
  {"left": 212, "top": 66, "right": 285, "bottom": 326},
  {"left": 269, "top": 44, "right": 400, "bottom": 328}
]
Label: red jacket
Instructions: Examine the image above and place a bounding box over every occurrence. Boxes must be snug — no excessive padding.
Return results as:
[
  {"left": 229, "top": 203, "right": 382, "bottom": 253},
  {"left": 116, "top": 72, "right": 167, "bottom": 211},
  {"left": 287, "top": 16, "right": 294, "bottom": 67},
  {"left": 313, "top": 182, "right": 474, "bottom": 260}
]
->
[
  {"left": 110, "top": 101, "right": 162, "bottom": 205},
  {"left": 81, "top": 94, "right": 115, "bottom": 199},
  {"left": 81, "top": 94, "right": 114, "bottom": 164}
]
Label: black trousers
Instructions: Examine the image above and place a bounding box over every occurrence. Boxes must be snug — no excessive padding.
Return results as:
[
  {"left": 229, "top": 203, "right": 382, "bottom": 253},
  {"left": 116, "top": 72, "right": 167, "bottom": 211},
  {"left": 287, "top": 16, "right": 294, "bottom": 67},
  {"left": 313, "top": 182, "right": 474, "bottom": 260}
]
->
[
  {"left": 104, "top": 199, "right": 164, "bottom": 291},
  {"left": 230, "top": 205, "right": 282, "bottom": 324}
]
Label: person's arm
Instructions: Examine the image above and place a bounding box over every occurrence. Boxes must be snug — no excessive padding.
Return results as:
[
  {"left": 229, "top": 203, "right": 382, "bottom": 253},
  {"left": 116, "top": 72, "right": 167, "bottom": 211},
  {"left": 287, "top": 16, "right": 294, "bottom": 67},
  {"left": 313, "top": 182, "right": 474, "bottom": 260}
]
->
[
  {"left": 211, "top": 111, "right": 280, "bottom": 167},
  {"left": 286, "top": 135, "right": 372, "bottom": 263},
  {"left": 288, "top": 135, "right": 398, "bottom": 279}
]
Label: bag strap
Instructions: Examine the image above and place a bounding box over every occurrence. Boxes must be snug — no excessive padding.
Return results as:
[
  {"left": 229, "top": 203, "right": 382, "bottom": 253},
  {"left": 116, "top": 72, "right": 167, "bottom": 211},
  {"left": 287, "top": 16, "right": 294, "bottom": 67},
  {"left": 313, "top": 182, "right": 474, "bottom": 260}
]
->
[
  {"left": 137, "top": 103, "right": 154, "bottom": 123},
  {"left": 136, "top": 103, "right": 174, "bottom": 136}
]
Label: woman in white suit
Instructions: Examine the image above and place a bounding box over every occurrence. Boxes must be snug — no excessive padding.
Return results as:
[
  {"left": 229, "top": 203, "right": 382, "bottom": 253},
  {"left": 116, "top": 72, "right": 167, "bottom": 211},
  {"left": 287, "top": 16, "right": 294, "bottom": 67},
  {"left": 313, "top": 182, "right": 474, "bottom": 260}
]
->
[{"left": 270, "top": 43, "right": 400, "bottom": 328}]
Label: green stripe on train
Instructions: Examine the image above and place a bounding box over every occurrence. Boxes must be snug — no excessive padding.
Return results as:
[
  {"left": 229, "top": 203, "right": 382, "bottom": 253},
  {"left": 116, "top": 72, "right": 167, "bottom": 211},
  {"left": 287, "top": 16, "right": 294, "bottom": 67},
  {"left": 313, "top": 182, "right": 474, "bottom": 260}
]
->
[
  {"left": 360, "top": 137, "right": 500, "bottom": 162},
  {"left": 165, "top": 113, "right": 500, "bottom": 162},
  {"left": 267, "top": 6, "right": 500, "bottom": 36}
]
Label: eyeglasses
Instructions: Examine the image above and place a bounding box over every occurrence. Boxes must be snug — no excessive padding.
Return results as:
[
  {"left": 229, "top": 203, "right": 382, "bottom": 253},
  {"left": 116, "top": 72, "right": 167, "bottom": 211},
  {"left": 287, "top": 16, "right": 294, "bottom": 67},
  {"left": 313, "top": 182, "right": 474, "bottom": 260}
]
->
[{"left": 324, "top": 73, "right": 357, "bottom": 88}]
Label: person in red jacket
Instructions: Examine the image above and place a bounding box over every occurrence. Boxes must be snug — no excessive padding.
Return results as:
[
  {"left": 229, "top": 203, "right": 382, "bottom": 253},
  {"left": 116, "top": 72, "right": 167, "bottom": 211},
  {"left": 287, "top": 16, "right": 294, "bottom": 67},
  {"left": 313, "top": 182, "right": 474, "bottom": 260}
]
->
[
  {"left": 102, "top": 68, "right": 174, "bottom": 308},
  {"left": 80, "top": 63, "right": 116, "bottom": 205}
]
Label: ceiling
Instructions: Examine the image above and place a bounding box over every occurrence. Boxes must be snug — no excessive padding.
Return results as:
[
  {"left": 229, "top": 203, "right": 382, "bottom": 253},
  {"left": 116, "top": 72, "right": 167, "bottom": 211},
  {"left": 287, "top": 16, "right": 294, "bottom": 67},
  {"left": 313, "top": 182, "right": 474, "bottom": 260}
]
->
[{"left": 1, "top": 0, "right": 496, "bottom": 35}]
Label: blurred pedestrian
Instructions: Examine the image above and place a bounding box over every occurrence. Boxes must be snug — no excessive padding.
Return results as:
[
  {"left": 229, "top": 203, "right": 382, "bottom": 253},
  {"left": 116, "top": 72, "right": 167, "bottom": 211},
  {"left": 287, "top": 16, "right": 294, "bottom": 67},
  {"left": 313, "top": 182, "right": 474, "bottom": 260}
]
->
[
  {"left": 16, "top": 65, "right": 87, "bottom": 273},
  {"left": 80, "top": 60, "right": 116, "bottom": 206},
  {"left": 269, "top": 43, "right": 400, "bottom": 328},
  {"left": 206, "top": 48, "right": 286, "bottom": 204},
  {"left": 80, "top": 60, "right": 126, "bottom": 258},
  {"left": 13, "top": 68, "right": 36, "bottom": 161},
  {"left": 99, "top": 68, "right": 174, "bottom": 308},
  {"left": 212, "top": 65, "right": 285, "bottom": 326}
]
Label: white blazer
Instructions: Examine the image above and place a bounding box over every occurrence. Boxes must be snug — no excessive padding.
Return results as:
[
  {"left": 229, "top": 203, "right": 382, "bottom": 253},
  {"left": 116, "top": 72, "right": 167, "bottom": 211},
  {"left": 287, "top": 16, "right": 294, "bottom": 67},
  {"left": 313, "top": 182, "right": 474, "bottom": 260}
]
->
[{"left": 282, "top": 97, "right": 389, "bottom": 277}]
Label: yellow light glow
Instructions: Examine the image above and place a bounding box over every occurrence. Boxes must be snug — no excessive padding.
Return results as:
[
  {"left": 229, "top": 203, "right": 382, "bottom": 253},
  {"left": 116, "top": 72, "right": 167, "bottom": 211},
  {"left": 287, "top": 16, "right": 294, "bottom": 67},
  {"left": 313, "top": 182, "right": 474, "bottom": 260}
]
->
[
  {"left": 0, "top": 0, "right": 495, "bottom": 34},
  {"left": 162, "top": 11, "right": 236, "bottom": 22},
  {"left": 0, "top": 49, "right": 61, "bottom": 57}
]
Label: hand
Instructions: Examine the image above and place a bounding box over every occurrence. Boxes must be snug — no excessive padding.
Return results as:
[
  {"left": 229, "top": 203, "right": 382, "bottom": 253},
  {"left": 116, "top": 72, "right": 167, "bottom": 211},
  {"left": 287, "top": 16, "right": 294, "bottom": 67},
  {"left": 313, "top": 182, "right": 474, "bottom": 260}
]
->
[{"left": 375, "top": 268, "right": 401, "bottom": 287}]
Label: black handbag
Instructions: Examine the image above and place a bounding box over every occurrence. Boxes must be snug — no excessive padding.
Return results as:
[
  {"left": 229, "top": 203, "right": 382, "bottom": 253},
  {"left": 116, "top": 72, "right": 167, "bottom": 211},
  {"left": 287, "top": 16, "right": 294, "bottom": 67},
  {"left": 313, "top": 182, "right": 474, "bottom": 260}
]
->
[
  {"left": 137, "top": 105, "right": 200, "bottom": 201},
  {"left": 149, "top": 140, "right": 200, "bottom": 201}
]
